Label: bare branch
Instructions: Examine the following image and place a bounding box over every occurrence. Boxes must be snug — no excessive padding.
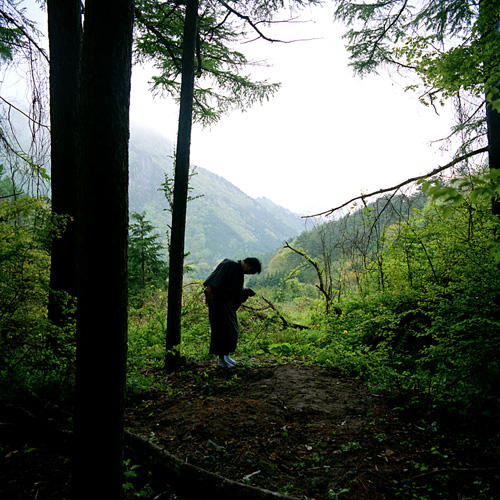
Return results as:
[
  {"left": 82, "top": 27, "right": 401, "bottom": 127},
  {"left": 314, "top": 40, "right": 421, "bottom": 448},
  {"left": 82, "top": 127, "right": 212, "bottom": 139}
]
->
[
  {"left": 304, "top": 146, "right": 489, "bottom": 218},
  {"left": 256, "top": 295, "right": 309, "bottom": 330},
  {"left": 217, "top": 1, "right": 319, "bottom": 44},
  {"left": 367, "top": 0, "right": 409, "bottom": 67}
]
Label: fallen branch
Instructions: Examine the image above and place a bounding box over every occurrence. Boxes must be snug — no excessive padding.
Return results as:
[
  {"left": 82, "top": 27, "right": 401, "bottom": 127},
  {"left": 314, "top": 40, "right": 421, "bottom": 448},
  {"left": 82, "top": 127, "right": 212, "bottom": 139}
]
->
[
  {"left": 246, "top": 295, "right": 309, "bottom": 330},
  {"left": 304, "top": 146, "right": 489, "bottom": 218},
  {"left": 125, "top": 431, "right": 301, "bottom": 500}
]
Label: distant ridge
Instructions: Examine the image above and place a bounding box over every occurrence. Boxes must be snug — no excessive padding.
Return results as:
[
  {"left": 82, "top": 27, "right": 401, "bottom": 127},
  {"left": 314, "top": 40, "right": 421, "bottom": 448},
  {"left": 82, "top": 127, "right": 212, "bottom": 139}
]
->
[{"left": 128, "top": 125, "right": 304, "bottom": 277}]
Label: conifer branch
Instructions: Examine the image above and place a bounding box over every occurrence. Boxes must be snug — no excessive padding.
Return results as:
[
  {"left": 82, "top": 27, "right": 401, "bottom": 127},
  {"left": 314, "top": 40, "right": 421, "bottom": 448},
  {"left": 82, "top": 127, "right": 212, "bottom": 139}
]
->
[{"left": 0, "top": 7, "right": 49, "bottom": 63}]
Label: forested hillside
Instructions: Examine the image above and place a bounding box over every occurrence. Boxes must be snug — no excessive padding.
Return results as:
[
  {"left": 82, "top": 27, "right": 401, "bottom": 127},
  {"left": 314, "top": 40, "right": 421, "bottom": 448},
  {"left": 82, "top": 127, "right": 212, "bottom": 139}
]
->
[
  {"left": 257, "top": 192, "right": 427, "bottom": 287},
  {"left": 129, "top": 125, "right": 305, "bottom": 277}
]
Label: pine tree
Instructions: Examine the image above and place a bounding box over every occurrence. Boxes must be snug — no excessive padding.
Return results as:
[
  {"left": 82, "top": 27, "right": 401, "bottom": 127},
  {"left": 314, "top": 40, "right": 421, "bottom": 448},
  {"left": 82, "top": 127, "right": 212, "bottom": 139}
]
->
[{"left": 128, "top": 211, "right": 169, "bottom": 305}]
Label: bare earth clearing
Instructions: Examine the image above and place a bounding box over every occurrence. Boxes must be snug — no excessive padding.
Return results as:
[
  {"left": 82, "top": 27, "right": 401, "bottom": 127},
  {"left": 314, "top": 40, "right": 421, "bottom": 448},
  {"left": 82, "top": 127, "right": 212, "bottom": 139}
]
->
[{"left": 1, "top": 358, "right": 499, "bottom": 499}]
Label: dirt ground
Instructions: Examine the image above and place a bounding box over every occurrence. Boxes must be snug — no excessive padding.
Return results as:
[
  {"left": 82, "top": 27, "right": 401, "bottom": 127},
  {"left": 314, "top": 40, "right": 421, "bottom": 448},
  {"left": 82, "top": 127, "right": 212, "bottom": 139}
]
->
[{"left": 1, "top": 357, "right": 500, "bottom": 499}]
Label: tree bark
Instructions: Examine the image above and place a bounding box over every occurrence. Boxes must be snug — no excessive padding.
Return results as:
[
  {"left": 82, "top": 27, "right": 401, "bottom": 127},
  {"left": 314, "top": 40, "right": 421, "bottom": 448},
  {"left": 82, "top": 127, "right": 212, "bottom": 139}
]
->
[
  {"left": 486, "top": 97, "right": 500, "bottom": 216},
  {"left": 71, "top": 0, "right": 134, "bottom": 498},
  {"left": 46, "top": 0, "right": 81, "bottom": 327},
  {"left": 165, "top": 0, "right": 199, "bottom": 371},
  {"left": 481, "top": 0, "right": 500, "bottom": 216}
]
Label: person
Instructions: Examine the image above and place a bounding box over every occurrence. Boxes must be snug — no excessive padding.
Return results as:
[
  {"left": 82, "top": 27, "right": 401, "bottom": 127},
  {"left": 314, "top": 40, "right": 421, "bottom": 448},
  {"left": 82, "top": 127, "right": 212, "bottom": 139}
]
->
[{"left": 203, "top": 257, "right": 262, "bottom": 367}]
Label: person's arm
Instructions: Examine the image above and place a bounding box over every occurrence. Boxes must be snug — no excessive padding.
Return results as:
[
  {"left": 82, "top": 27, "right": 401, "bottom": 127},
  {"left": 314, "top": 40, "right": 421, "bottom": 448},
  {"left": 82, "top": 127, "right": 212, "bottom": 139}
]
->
[{"left": 205, "top": 285, "right": 215, "bottom": 303}]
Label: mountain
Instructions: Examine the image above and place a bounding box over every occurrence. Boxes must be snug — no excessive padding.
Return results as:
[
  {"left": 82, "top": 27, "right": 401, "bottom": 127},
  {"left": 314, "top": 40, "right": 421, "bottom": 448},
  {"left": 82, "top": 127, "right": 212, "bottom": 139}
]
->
[{"left": 128, "top": 125, "right": 305, "bottom": 278}]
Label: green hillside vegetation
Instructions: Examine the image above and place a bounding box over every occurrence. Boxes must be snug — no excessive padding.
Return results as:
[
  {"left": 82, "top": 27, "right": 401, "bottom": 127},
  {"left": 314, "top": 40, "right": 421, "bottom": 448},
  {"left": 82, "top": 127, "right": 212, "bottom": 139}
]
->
[
  {"left": 238, "top": 183, "right": 500, "bottom": 422},
  {"left": 129, "top": 125, "right": 305, "bottom": 277},
  {"left": 251, "top": 192, "right": 427, "bottom": 290}
]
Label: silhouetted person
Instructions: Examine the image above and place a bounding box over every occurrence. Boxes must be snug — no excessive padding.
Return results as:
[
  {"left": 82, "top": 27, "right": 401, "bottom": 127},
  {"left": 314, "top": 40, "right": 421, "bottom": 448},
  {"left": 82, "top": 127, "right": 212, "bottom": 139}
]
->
[{"left": 204, "top": 257, "right": 262, "bottom": 367}]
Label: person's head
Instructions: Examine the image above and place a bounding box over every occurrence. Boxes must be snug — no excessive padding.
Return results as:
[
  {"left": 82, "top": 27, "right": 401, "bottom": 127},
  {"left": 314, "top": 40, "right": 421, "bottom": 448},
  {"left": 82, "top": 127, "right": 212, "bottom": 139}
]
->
[{"left": 242, "top": 257, "right": 262, "bottom": 275}]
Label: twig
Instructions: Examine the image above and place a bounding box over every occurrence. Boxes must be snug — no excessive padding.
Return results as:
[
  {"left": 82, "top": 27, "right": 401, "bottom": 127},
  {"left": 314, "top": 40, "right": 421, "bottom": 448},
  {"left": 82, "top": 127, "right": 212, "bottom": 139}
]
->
[
  {"left": 260, "top": 295, "right": 309, "bottom": 330},
  {"left": 0, "top": 96, "right": 50, "bottom": 129},
  {"left": 218, "top": 1, "right": 318, "bottom": 44}
]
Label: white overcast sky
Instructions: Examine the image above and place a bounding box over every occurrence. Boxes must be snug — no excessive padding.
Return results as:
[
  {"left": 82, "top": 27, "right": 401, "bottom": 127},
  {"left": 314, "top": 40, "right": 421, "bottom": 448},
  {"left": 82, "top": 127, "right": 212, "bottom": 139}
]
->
[{"left": 22, "top": 0, "right": 455, "bottom": 216}]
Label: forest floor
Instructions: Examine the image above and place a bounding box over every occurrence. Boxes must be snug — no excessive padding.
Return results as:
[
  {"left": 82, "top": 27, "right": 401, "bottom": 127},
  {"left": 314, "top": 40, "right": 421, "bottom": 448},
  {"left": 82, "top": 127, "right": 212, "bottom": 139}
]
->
[{"left": 1, "top": 357, "right": 500, "bottom": 499}]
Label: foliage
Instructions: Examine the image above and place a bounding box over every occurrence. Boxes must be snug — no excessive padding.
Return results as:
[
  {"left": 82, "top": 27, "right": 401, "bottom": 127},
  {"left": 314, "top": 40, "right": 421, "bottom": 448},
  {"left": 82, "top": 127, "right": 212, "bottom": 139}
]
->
[
  {"left": 378, "top": 194, "right": 500, "bottom": 410},
  {"left": 419, "top": 167, "right": 500, "bottom": 260},
  {"left": 0, "top": 196, "right": 75, "bottom": 401},
  {"left": 333, "top": 0, "right": 500, "bottom": 106},
  {"left": 0, "top": 1, "right": 50, "bottom": 200},
  {"left": 127, "top": 281, "right": 209, "bottom": 391},
  {"left": 0, "top": 164, "right": 16, "bottom": 197},
  {"left": 309, "top": 190, "right": 500, "bottom": 413},
  {"left": 0, "top": 1, "right": 40, "bottom": 63},
  {"left": 0, "top": 170, "right": 498, "bottom": 425},
  {"left": 264, "top": 193, "right": 426, "bottom": 296},
  {"left": 133, "top": 0, "right": 282, "bottom": 125},
  {"left": 159, "top": 165, "right": 202, "bottom": 216},
  {"left": 238, "top": 181, "right": 500, "bottom": 416},
  {"left": 128, "top": 211, "right": 169, "bottom": 307},
  {"left": 333, "top": 0, "right": 500, "bottom": 225}
]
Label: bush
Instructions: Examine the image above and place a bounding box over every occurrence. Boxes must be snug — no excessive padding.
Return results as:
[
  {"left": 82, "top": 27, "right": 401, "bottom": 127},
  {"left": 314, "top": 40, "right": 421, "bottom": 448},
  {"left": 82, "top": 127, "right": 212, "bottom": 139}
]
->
[{"left": 0, "top": 197, "right": 75, "bottom": 403}]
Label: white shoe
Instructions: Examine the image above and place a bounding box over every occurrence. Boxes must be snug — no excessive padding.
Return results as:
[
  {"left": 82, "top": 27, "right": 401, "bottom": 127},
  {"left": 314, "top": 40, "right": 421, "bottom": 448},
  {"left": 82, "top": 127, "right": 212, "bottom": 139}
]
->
[
  {"left": 224, "top": 355, "right": 237, "bottom": 366},
  {"left": 217, "top": 358, "right": 233, "bottom": 368}
]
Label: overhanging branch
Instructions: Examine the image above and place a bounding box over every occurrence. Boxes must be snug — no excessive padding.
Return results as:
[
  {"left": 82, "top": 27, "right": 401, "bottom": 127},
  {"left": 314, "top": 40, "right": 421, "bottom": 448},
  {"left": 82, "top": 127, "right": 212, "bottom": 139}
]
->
[{"left": 304, "top": 146, "right": 489, "bottom": 218}]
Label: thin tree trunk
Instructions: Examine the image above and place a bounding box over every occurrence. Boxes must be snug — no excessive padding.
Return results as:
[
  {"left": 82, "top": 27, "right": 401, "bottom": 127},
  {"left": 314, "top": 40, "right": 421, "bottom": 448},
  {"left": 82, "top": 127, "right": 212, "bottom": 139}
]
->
[
  {"left": 47, "top": 0, "right": 81, "bottom": 327},
  {"left": 165, "top": 0, "right": 198, "bottom": 371},
  {"left": 71, "top": 0, "right": 134, "bottom": 498}
]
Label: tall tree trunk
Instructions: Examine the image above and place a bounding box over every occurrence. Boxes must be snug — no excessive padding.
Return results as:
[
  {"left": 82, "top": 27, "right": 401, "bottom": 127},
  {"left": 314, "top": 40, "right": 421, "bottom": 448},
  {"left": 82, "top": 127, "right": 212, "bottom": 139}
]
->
[
  {"left": 46, "top": 0, "right": 81, "bottom": 327},
  {"left": 71, "top": 0, "right": 134, "bottom": 498},
  {"left": 165, "top": 0, "right": 199, "bottom": 371},
  {"left": 481, "top": 0, "right": 500, "bottom": 216},
  {"left": 487, "top": 96, "right": 500, "bottom": 216}
]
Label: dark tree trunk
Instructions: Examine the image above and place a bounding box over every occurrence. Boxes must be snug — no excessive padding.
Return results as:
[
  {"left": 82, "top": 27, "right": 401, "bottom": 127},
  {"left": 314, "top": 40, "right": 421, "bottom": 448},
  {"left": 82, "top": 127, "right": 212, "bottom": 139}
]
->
[
  {"left": 487, "top": 96, "right": 500, "bottom": 216},
  {"left": 46, "top": 0, "right": 81, "bottom": 327},
  {"left": 165, "top": 0, "right": 199, "bottom": 371},
  {"left": 71, "top": 0, "right": 134, "bottom": 498},
  {"left": 481, "top": 0, "right": 500, "bottom": 216}
]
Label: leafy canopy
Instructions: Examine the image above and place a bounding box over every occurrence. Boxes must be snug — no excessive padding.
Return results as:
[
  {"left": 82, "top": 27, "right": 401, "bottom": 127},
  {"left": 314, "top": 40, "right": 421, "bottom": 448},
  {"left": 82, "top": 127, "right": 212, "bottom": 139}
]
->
[
  {"left": 334, "top": 0, "right": 500, "bottom": 109},
  {"left": 0, "top": 0, "right": 39, "bottom": 63},
  {"left": 134, "top": 0, "right": 320, "bottom": 125}
]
